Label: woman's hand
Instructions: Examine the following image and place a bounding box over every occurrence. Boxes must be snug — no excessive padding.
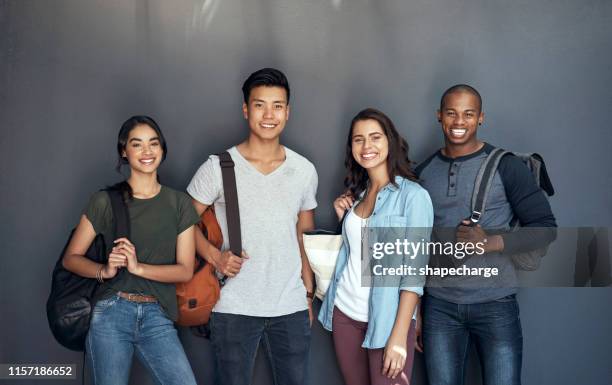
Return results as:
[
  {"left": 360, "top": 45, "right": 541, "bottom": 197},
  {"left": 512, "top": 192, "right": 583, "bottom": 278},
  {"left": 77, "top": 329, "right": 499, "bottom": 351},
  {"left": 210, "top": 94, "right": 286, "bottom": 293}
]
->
[
  {"left": 101, "top": 252, "right": 126, "bottom": 279},
  {"left": 382, "top": 334, "right": 407, "bottom": 379},
  {"left": 112, "top": 238, "right": 142, "bottom": 276},
  {"left": 333, "top": 192, "right": 354, "bottom": 221}
]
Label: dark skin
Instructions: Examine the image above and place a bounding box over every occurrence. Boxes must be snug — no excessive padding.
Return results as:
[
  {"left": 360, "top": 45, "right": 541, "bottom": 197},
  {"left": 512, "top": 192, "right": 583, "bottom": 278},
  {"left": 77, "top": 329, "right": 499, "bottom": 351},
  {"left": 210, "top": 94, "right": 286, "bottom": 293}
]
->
[
  {"left": 415, "top": 91, "right": 504, "bottom": 353},
  {"left": 436, "top": 91, "right": 504, "bottom": 254}
]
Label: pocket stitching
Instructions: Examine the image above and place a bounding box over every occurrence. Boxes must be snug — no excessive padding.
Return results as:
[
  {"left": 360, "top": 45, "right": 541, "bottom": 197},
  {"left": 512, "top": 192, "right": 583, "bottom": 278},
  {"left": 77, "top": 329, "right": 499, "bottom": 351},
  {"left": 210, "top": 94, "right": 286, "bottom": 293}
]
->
[{"left": 92, "top": 296, "right": 119, "bottom": 316}]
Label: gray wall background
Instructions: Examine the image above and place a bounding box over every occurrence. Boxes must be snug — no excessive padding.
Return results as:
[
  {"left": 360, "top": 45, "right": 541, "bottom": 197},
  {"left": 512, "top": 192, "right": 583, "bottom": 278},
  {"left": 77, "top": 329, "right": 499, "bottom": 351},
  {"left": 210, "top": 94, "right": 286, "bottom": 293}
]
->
[{"left": 1, "top": 0, "right": 611, "bottom": 384}]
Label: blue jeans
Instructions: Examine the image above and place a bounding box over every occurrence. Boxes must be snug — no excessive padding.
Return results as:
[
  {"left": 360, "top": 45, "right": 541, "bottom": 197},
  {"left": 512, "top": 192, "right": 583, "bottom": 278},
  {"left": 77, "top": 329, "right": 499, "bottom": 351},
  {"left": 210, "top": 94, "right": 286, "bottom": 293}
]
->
[
  {"left": 86, "top": 295, "right": 197, "bottom": 385},
  {"left": 210, "top": 310, "right": 311, "bottom": 385},
  {"left": 422, "top": 294, "right": 523, "bottom": 385}
]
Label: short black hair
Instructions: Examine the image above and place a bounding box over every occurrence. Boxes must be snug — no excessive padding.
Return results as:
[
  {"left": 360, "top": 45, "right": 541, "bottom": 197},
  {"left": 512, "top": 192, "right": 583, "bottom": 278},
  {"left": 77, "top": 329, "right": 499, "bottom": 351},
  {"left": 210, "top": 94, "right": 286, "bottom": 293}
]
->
[
  {"left": 242, "top": 68, "right": 290, "bottom": 103},
  {"left": 440, "top": 84, "right": 482, "bottom": 112}
]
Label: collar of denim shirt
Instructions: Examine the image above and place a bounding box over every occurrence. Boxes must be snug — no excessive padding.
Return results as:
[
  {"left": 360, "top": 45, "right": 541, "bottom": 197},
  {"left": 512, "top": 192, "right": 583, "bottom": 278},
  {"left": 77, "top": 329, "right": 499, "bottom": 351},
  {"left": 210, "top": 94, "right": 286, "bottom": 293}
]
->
[{"left": 357, "top": 175, "right": 402, "bottom": 200}]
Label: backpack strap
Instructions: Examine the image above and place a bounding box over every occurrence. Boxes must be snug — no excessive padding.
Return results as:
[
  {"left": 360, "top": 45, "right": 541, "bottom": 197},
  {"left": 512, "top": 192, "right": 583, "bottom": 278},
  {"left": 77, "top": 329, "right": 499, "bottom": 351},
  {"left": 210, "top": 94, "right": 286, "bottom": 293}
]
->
[
  {"left": 107, "top": 189, "right": 130, "bottom": 240},
  {"left": 218, "top": 151, "right": 242, "bottom": 285},
  {"left": 470, "top": 147, "right": 510, "bottom": 223}
]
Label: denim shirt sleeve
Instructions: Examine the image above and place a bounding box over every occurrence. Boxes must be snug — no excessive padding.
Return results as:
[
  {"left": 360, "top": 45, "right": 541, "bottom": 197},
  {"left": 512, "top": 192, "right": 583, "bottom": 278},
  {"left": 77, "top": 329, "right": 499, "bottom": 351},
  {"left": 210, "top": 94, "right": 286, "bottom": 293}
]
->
[{"left": 399, "top": 187, "right": 434, "bottom": 294}]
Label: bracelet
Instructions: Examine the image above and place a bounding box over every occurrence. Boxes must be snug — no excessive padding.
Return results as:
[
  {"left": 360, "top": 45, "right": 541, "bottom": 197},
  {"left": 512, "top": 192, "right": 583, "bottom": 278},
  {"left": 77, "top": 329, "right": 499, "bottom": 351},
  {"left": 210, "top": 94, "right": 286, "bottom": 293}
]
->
[
  {"left": 96, "top": 265, "right": 105, "bottom": 283},
  {"left": 306, "top": 291, "right": 314, "bottom": 300}
]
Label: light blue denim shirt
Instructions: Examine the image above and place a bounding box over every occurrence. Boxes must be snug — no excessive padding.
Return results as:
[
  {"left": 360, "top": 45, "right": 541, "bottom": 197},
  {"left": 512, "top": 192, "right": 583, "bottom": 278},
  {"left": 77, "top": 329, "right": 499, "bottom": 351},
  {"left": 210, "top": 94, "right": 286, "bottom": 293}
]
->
[{"left": 318, "top": 176, "right": 433, "bottom": 349}]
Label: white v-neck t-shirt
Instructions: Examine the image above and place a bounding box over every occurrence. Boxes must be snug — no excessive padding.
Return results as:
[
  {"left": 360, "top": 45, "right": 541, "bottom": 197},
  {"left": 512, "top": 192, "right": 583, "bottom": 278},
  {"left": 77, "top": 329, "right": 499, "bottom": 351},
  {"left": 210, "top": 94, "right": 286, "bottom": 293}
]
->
[
  {"left": 334, "top": 207, "right": 371, "bottom": 322},
  {"left": 187, "top": 146, "right": 318, "bottom": 317}
]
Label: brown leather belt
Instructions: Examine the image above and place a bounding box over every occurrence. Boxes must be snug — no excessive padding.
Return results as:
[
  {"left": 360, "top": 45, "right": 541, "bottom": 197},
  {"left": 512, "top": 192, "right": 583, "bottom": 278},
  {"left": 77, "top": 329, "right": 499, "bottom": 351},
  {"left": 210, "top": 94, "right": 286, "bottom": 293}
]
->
[{"left": 117, "top": 291, "right": 157, "bottom": 303}]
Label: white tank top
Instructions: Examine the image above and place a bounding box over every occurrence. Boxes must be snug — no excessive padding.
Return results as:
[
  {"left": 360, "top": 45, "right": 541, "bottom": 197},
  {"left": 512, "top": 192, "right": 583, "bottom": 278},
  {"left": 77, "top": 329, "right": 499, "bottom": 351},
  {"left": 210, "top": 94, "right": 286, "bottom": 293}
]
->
[{"left": 334, "top": 207, "right": 371, "bottom": 322}]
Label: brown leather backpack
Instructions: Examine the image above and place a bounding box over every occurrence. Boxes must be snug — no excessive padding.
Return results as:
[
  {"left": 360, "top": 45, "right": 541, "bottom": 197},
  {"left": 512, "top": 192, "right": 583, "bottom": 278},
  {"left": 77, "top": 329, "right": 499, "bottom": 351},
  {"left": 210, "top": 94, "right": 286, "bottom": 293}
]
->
[
  {"left": 176, "top": 151, "right": 242, "bottom": 330},
  {"left": 176, "top": 206, "right": 222, "bottom": 326}
]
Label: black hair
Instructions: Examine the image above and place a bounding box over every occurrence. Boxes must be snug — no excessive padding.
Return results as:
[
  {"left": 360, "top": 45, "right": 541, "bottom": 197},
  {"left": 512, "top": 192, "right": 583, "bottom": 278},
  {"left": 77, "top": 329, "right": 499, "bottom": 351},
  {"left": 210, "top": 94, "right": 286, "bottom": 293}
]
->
[
  {"left": 439, "top": 84, "right": 482, "bottom": 112},
  {"left": 241, "top": 68, "right": 290, "bottom": 104},
  {"left": 109, "top": 115, "right": 167, "bottom": 201},
  {"left": 344, "top": 108, "right": 417, "bottom": 199}
]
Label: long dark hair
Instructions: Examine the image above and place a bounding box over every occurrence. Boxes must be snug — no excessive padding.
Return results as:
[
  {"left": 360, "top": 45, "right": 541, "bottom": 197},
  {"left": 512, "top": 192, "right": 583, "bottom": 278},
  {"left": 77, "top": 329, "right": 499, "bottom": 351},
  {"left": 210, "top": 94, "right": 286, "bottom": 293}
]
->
[
  {"left": 344, "top": 108, "right": 416, "bottom": 198},
  {"left": 108, "top": 115, "right": 167, "bottom": 201}
]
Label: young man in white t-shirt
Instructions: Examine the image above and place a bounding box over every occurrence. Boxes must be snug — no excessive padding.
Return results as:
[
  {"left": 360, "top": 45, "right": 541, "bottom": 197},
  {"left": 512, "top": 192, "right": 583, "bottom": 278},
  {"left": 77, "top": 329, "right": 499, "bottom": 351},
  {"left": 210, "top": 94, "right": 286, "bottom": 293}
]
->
[{"left": 187, "top": 68, "right": 318, "bottom": 385}]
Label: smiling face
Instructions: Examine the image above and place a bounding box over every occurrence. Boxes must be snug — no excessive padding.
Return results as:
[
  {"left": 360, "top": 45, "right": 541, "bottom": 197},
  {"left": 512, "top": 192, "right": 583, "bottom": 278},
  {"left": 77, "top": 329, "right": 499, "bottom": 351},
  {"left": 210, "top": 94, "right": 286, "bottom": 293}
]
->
[
  {"left": 351, "top": 119, "right": 389, "bottom": 171},
  {"left": 437, "top": 91, "right": 484, "bottom": 148},
  {"left": 121, "top": 124, "right": 163, "bottom": 175},
  {"left": 242, "top": 85, "right": 290, "bottom": 141}
]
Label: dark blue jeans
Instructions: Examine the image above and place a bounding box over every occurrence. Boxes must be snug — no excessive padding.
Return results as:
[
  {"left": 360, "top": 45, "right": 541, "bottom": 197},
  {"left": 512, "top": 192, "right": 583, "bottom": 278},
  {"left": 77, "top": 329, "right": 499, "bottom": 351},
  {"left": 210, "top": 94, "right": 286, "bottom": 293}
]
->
[
  {"left": 86, "top": 295, "right": 197, "bottom": 385},
  {"left": 422, "top": 294, "right": 523, "bottom": 385},
  {"left": 209, "top": 310, "right": 311, "bottom": 385}
]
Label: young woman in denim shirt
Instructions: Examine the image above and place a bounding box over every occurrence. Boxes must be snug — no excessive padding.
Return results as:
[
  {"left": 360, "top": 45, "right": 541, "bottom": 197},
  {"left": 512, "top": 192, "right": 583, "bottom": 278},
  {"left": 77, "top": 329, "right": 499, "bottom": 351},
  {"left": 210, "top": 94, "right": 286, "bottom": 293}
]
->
[
  {"left": 62, "top": 116, "right": 199, "bottom": 385},
  {"left": 318, "top": 108, "right": 433, "bottom": 385}
]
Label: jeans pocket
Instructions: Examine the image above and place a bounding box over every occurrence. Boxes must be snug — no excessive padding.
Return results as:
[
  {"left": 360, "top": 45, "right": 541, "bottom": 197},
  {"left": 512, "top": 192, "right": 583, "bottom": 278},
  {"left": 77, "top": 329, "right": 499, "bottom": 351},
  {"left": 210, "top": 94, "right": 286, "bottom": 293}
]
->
[
  {"left": 154, "top": 302, "right": 172, "bottom": 320},
  {"left": 486, "top": 296, "right": 520, "bottom": 324},
  {"left": 92, "top": 295, "right": 119, "bottom": 316},
  {"left": 493, "top": 294, "right": 517, "bottom": 303}
]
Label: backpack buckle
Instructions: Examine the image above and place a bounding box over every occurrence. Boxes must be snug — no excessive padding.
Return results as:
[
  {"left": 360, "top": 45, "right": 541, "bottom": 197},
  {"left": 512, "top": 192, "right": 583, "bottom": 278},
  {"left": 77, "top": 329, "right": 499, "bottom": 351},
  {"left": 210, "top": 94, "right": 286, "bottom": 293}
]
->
[
  {"left": 219, "top": 159, "right": 235, "bottom": 168},
  {"left": 470, "top": 211, "right": 482, "bottom": 224}
]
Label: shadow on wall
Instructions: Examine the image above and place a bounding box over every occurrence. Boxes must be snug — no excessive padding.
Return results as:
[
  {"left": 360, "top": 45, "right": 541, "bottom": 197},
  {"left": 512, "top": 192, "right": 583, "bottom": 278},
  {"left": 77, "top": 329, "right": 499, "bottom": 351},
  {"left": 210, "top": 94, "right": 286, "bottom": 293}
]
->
[{"left": 574, "top": 227, "right": 612, "bottom": 287}]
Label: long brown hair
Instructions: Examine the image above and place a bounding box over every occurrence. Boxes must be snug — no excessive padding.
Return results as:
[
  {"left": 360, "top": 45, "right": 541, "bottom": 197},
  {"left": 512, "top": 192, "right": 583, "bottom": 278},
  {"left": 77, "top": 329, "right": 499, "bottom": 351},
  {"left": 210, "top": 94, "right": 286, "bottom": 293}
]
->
[{"left": 344, "top": 108, "right": 416, "bottom": 198}]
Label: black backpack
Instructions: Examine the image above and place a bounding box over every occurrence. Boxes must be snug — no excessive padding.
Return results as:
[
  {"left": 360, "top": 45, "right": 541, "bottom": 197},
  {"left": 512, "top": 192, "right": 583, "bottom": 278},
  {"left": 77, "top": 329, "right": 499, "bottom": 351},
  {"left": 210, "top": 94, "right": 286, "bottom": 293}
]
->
[
  {"left": 470, "top": 147, "right": 555, "bottom": 270},
  {"left": 46, "top": 189, "right": 129, "bottom": 351}
]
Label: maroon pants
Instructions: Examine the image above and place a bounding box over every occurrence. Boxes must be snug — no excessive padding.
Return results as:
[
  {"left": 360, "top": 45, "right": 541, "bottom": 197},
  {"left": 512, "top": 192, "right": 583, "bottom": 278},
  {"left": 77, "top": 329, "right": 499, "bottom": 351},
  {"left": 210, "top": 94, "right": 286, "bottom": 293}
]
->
[{"left": 332, "top": 307, "right": 416, "bottom": 385}]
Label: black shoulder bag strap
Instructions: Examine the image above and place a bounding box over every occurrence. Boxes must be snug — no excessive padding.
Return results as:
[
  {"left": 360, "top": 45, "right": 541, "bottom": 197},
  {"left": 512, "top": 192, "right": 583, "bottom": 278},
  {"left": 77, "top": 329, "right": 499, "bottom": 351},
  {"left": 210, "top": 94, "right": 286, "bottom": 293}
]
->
[
  {"left": 108, "top": 189, "right": 131, "bottom": 239},
  {"left": 470, "top": 147, "right": 510, "bottom": 224},
  {"left": 82, "top": 188, "right": 129, "bottom": 385},
  {"left": 218, "top": 152, "right": 242, "bottom": 285}
]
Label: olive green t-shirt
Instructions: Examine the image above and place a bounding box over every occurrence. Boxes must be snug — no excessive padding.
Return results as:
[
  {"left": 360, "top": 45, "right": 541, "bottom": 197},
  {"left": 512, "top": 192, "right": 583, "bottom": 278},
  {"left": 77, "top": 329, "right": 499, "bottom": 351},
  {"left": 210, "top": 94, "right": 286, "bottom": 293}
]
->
[{"left": 83, "top": 186, "right": 199, "bottom": 321}]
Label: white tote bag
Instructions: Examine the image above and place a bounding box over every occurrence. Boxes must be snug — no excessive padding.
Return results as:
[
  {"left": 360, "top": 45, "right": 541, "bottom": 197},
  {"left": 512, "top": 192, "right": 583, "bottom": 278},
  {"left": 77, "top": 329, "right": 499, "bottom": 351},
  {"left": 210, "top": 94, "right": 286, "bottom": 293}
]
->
[{"left": 303, "top": 230, "right": 343, "bottom": 300}]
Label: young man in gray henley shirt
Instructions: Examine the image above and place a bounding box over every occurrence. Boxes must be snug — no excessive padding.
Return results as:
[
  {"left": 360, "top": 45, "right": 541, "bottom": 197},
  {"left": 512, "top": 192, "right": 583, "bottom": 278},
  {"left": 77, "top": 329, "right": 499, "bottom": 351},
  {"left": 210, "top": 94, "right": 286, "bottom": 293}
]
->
[
  {"left": 414, "top": 84, "right": 557, "bottom": 385},
  {"left": 188, "top": 68, "right": 317, "bottom": 385}
]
